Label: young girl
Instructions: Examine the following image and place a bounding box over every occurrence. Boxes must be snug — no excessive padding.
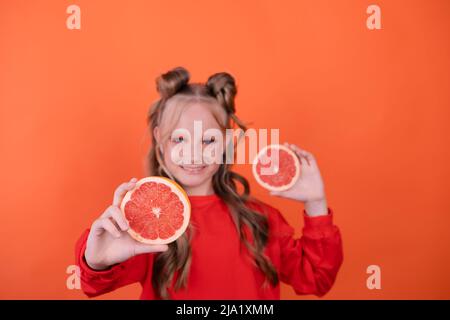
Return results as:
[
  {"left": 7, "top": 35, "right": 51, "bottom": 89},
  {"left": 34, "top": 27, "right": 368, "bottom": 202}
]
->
[{"left": 75, "top": 67, "right": 343, "bottom": 300}]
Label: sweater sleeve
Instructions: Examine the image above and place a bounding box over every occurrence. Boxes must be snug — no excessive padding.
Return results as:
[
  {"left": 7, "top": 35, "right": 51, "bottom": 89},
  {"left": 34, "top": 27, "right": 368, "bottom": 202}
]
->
[
  {"left": 74, "top": 229, "right": 151, "bottom": 298},
  {"left": 274, "top": 207, "right": 343, "bottom": 297}
]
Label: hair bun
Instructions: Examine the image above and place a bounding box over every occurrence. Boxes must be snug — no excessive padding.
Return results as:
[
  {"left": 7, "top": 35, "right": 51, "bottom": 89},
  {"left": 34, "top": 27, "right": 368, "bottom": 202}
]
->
[
  {"left": 156, "top": 66, "right": 190, "bottom": 99},
  {"left": 206, "top": 72, "right": 237, "bottom": 114}
]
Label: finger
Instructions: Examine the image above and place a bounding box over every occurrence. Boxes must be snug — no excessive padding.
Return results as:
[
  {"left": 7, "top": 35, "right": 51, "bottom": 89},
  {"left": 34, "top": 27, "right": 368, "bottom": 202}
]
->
[
  {"left": 100, "top": 217, "right": 121, "bottom": 238},
  {"left": 289, "top": 144, "right": 311, "bottom": 166},
  {"left": 284, "top": 142, "right": 303, "bottom": 164},
  {"left": 297, "top": 148, "right": 314, "bottom": 164},
  {"left": 110, "top": 206, "right": 129, "bottom": 231},
  {"left": 302, "top": 151, "right": 316, "bottom": 165},
  {"left": 133, "top": 243, "right": 169, "bottom": 256},
  {"left": 290, "top": 147, "right": 307, "bottom": 166},
  {"left": 113, "top": 178, "right": 138, "bottom": 207},
  {"left": 284, "top": 142, "right": 309, "bottom": 167},
  {"left": 298, "top": 153, "right": 307, "bottom": 166},
  {"left": 270, "top": 190, "right": 282, "bottom": 197},
  {"left": 91, "top": 217, "right": 119, "bottom": 237},
  {"left": 100, "top": 205, "right": 114, "bottom": 219},
  {"left": 292, "top": 145, "right": 315, "bottom": 163}
]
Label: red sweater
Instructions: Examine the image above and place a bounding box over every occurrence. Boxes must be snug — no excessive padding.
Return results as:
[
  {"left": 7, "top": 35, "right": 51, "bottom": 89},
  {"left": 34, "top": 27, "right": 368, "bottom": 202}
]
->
[{"left": 75, "top": 194, "right": 343, "bottom": 299}]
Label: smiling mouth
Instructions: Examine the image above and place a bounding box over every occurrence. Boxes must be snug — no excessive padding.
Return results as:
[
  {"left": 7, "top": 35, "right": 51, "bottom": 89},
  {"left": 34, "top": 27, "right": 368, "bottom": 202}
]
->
[{"left": 179, "top": 165, "right": 207, "bottom": 174}]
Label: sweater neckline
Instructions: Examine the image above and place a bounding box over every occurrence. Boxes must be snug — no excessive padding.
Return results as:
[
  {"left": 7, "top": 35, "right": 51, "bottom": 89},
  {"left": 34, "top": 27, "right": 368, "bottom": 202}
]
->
[{"left": 187, "top": 193, "right": 222, "bottom": 206}]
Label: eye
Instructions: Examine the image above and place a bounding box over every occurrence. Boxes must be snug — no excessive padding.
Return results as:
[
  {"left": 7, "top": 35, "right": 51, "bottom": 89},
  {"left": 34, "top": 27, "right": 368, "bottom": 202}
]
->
[
  {"left": 172, "top": 136, "right": 184, "bottom": 143},
  {"left": 202, "top": 137, "right": 216, "bottom": 145}
]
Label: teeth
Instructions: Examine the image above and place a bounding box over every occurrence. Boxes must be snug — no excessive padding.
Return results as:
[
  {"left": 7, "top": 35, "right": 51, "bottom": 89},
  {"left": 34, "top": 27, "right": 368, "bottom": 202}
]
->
[{"left": 180, "top": 165, "right": 206, "bottom": 173}]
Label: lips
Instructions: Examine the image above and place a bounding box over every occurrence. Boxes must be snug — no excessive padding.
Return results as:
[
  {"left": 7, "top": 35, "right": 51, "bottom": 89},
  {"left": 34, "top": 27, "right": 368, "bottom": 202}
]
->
[{"left": 179, "top": 164, "right": 207, "bottom": 174}]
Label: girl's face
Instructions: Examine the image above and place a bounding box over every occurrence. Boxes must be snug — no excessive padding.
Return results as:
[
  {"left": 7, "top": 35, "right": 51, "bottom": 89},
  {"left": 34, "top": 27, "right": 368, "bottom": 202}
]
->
[{"left": 155, "top": 101, "right": 226, "bottom": 195}]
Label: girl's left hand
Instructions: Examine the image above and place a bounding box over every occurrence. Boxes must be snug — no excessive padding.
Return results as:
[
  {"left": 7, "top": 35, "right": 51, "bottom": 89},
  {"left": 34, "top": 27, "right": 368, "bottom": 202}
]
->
[{"left": 270, "top": 143, "right": 328, "bottom": 216}]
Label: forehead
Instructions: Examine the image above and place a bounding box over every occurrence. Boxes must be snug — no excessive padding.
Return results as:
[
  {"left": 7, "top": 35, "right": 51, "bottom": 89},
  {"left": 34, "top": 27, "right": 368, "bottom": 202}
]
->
[
  {"left": 177, "top": 103, "right": 224, "bottom": 128},
  {"left": 161, "top": 98, "right": 227, "bottom": 133}
]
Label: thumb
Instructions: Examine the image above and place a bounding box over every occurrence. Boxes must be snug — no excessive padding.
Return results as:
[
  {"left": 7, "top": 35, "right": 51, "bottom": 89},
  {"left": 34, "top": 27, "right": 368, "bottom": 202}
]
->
[{"left": 133, "top": 243, "right": 169, "bottom": 256}]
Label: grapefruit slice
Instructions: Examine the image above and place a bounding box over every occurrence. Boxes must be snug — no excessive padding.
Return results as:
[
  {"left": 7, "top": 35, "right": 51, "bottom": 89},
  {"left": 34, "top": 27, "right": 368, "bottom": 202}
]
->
[
  {"left": 252, "top": 144, "right": 301, "bottom": 192},
  {"left": 120, "top": 176, "right": 191, "bottom": 245}
]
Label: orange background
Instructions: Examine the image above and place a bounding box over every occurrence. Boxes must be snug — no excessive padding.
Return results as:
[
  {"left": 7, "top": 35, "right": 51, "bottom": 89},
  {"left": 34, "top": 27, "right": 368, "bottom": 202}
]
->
[{"left": 1, "top": 0, "right": 449, "bottom": 299}]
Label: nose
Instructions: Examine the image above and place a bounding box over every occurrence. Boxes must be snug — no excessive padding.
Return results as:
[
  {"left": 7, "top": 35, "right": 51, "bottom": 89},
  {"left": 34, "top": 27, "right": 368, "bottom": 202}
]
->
[{"left": 192, "top": 139, "right": 203, "bottom": 164}]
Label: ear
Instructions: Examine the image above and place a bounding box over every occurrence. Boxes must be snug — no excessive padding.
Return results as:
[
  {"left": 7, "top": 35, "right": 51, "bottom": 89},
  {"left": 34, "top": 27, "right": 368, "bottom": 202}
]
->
[
  {"left": 153, "top": 126, "right": 164, "bottom": 153},
  {"left": 153, "top": 126, "right": 161, "bottom": 143}
]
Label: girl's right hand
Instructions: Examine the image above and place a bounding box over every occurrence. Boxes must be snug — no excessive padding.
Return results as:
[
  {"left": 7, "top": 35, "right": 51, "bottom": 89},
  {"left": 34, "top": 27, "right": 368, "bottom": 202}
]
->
[{"left": 84, "top": 178, "right": 169, "bottom": 271}]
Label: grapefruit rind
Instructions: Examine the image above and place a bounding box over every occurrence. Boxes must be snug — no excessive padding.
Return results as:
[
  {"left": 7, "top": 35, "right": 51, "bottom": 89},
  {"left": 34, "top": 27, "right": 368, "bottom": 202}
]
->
[
  {"left": 120, "top": 176, "right": 191, "bottom": 245},
  {"left": 252, "top": 144, "right": 301, "bottom": 192}
]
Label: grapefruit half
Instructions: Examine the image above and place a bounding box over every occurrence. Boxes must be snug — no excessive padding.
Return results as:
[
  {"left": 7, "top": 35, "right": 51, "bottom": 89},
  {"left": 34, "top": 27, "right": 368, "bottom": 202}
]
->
[
  {"left": 252, "top": 144, "right": 301, "bottom": 192},
  {"left": 120, "top": 176, "right": 191, "bottom": 245}
]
